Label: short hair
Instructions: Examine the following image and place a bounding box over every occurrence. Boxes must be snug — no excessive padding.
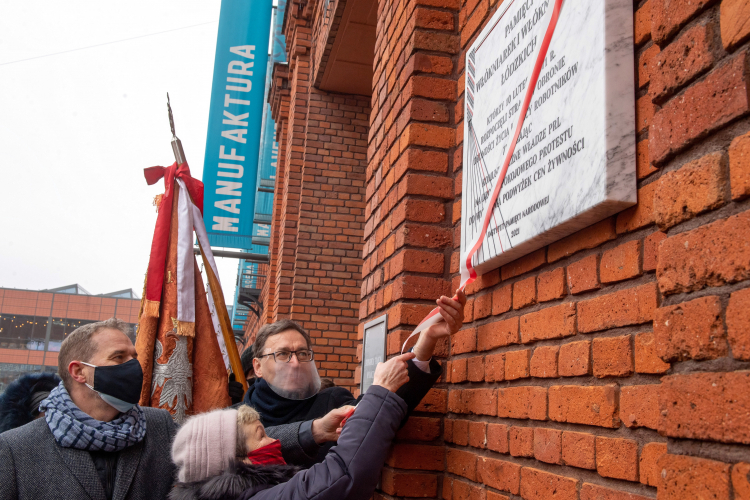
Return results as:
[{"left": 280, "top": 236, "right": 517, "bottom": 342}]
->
[
  {"left": 252, "top": 320, "right": 311, "bottom": 359},
  {"left": 236, "top": 405, "right": 262, "bottom": 456},
  {"left": 58, "top": 318, "right": 132, "bottom": 390}
]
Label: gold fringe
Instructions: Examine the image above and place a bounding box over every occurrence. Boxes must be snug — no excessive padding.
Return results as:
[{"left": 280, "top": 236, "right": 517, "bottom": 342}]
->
[
  {"left": 177, "top": 321, "right": 195, "bottom": 337},
  {"left": 143, "top": 300, "right": 160, "bottom": 318}
]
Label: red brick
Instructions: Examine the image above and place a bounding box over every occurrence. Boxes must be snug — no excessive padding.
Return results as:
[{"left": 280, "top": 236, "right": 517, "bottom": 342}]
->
[
  {"left": 449, "top": 358, "right": 468, "bottom": 383},
  {"left": 520, "top": 468, "right": 577, "bottom": 500},
  {"left": 446, "top": 478, "right": 486, "bottom": 500},
  {"left": 504, "top": 349, "right": 530, "bottom": 380},
  {"left": 529, "top": 345, "right": 558, "bottom": 378},
  {"left": 485, "top": 492, "right": 509, "bottom": 500},
  {"left": 721, "top": 0, "right": 750, "bottom": 50},
  {"left": 651, "top": 0, "right": 713, "bottom": 43},
  {"left": 467, "top": 355, "right": 484, "bottom": 382},
  {"left": 533, "top": 427, "right": 561, "bottom": 464},
  {"left": 616, "top": 181, "right": 657, "bottom": 233},
  {"left": 474, "top": 293, "right": 492, "bottom": 319},
  {"left": 727, "top": 287, "right": 750, "bottom": 360},
  {"left": 396, "top": 417, "right": 442, "bottom": 441},
  {"left": 411, "top": 31, "right": 460, "bottom": 55},
  {"left": 537, "top": 267, "right": 565, "bottom": 302},
  {"left": 512, "top": 276, "right": 536, "bottom": 309},
  {"left": 414, "top": 7, "right": 454, "bottom": 30},
  {"left": 636, "top": 94, "right": 654, "bottom": 134},
  {"left": 486, "top": 423, "right": 509, "bottom": 454},
  {"left": 635, "top": 332, "right": 670, "bottom": 373},
  {"left": 484, "top": 352, "right": 505, "bottom": 382},
  {"left": 634, "top": 0, "right": 652, "bottom": 45},
  {"left": 654, "top": 152, "right": 727, "bottom": 230},
  {"left": 654, "top": 295, "right": 727, "bottom": 361},
  {"left": 650, "top": 52, "right": 750, "bottom": 165},
  {"left": 548, "top": 218, "right": 616, "bottom": 262},
  {"left": 657, "top": 454, "right": 731, "bottom": 500},
  {"left": 601, "top": 240, "right": 642, "bottom": 283},
  {"left": 620, "top": 385, "right": 660, "bottom": 430},
  {"left": 492, "top": 284, "right": 512, "bottom": 315},
  {"left": 446, "top": 449, "right": 477, "bottom": 481},
  {"left": 392, "top": 275, "right": 450, "bottom": 301},
  {"left": 476, "top": 457, "right": 520, "bottom": 495},
  {"left": 398, "top": 174, "right": 454, "bottom": 200},
  {"left": 567, "top": 254, "right": 600, "bottom": 294},
  {"left": 558, "top": 340, "right": 591, "bottom": 377},
  {"left": 732, "top": 462, "right": 750, "bottom": 500},
  {"left": 390, "top": 249, "right": 445, "bottom": 276},
  {"left": 381, "top": 469, "right": 438, "bottom": 497},
  {"left": 593, "top": 335, "right": 634, "bottom": 378},
  {"left": 451, "top": 327, "right": 477, "bottom": 354},
  {"left": 404, "top": 75, "right": 457, "bottom": 101},
  {"left": 657, "top": 210, "right": 750, "bottom": 295},
  {"left": 637, "top": 139, "right": 658, "bottom": 179},
  {"left": 650, "top": 22, "right": 719, "bottom": 100},
  {"left": 729, "top": 130, "right": 750, "bottom": 200},
  {"left": 497, "top": 386, "right": 547, "bottom": 421},
  {"left": 401, "top": 122, "right": 455, "bottom": 150},
  {"left": 562, "top": 431, "right": 596, "bottom": 470},
  {"left": 519, "top": 302, "right": 576, "bottom": 343},
  {"left": 500, "top": 248, "right": 546, "bottom": 280},
  {"left": 508, "top": 426, "right": 533, "bottom": 457},
  {"left": 578, "top": 283, "right": 658, "bottom": 333},
  {"left": 548, "top": 385, "right": 620, "bottom": 428},
  {"left": 639, "top": 43, "right": 660, "bottom": 89},
  {"left": 580, "top": 484, "right": 651, "bottom": 500},
  {"left": 477, "top": 317, "right": 519, "bottom": 351},
  {"left": 449, "top": 388, "right": 498, "bottom": 416},
  {"left": 386, "top": 444, "right": 444, "bottom": 470},
  {"left": 449, "top": 419, "right": 469, "bottom": 445},
  {"left": 659, "top": 371, "right": 750, "bottom": 444},
  {"left": 416, "top": 388, "right": 447, "bottom": 413},
  {"left": 596, "top": 436, "right": 639, "bottom": 481},
  {"left": 640, "top": 442, "right": 668, "bottom": 487},
  {"left": 465, "top": 270, "right": 500, "bottom": 294},
  {"left": 468, "top": 421, "right": 486, "bottom": 449},
  {"left": 643, "top": 230, "right": 667, "bottom": 272}
]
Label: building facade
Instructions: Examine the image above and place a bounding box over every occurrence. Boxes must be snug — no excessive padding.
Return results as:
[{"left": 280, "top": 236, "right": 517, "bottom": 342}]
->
[
  {"left": 0, "top": 285, "right": 141, "bottom": 393},
  {"left": 247, "top": 0, "right": 750, "bottom": 498}
]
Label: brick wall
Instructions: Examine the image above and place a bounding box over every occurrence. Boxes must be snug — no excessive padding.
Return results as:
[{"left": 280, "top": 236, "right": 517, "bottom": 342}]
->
[
  {"left": 245, "top": 0, "right": 370, "bottom": 393},
  {"left": 361, "top": 0, "right": 750, "bottom": 499}
]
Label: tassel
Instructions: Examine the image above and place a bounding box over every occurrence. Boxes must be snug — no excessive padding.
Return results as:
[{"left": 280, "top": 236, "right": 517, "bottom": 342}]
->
[
  {"left": 143, "top": 300, "right": 160, "bottom": 318},
  {"left": 177, "top": 321, "right": 195, "bottom": 337}
]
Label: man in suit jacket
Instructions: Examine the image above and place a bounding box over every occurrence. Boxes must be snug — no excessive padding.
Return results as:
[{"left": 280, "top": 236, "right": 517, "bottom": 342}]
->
[{"left": 0, "top": 318, "right": 177, "bottom": 500}]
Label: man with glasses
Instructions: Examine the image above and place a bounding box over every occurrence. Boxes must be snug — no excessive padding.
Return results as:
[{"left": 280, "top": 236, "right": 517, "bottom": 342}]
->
[{"left": 240, "top": 291, "right": 466, "bottom": 467}]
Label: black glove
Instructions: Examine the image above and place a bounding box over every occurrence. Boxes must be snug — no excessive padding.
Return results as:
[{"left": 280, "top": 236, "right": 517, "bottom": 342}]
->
[{"left": 228, "top": 373, "right": 245, "bottom": 405}]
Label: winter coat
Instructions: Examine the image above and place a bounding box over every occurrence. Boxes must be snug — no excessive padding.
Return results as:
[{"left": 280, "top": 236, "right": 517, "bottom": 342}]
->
[
  {"left": 253, "top": 358, "right": 442, "bottom": 467},
  {"left": 0, "top": 407, "right": 177, "bottom": 500},
  {"left": 0, "top": 372, "right": 61, "bottom": 433},
  {"left": 174, "top": 385, "right": 407, "bottom": 500}
]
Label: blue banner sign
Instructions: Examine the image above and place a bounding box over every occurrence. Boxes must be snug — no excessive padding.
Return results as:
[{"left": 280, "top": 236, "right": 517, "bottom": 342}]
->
[{"left": 202, "top": 0, "right": 273, "bottom": 249}]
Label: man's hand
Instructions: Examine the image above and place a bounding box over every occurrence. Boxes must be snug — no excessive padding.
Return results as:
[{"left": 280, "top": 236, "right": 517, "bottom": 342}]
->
[
  {"left": 373, "top": 352, "right": 416, "bottom": 393},
  {"left": 311, "top": 405, "right": 356, "bottom": 444},
  {"left": 413, "top": 289, "right": 467, "bottom": 361}
]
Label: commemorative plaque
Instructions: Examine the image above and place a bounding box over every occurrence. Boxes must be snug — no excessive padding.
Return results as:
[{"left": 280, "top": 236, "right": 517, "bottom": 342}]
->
[
  {"left": 461, "top": 0, "right": 636, "bottom": 275},
  {"left": 360, "top": 315, "right": 387, "bottom": 394}
]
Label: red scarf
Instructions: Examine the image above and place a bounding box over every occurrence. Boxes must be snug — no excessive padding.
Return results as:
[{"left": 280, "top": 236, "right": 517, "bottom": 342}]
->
[{"left": 248, "top": 440, "right": 286, "bottom": 466}]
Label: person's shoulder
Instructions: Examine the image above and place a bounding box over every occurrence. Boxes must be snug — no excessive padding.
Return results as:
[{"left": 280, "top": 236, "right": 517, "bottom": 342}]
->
[
  {"left": 321, "top": 386, "right": 355, "bottom": 406},
  {"left": 142, "top": 407, "right": 175, "bottom": 429},
  {"left": 0, "top": 417, "right": 51, "bottom": 448}
]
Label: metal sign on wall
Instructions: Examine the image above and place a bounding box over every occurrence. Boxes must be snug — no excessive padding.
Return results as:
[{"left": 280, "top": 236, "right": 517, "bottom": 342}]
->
[
  {"left": 361, "top": 315, "right": 387, "bottom": 394},
  {"left": 461, "top": 0, "right": 637, "bottom": 277},
  {"left": 202, "top": 0, "right": 273, "bottom": 250}
]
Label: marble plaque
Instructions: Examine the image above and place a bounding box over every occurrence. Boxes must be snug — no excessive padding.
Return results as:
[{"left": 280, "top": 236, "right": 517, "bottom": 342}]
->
[
  {"left": 361, "top": 315, "right": 387, "bottom": 394},
  {"left": 461, "top": 0, "right": 636, "bottom": 275}
]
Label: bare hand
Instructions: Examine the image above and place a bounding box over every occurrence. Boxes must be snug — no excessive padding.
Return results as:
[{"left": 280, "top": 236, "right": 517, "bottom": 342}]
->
[
  {"left": 423, "top": 289, "right": 467, "bottom": 340},
  {"left": 311, "top": 405, "right": 355, "bottom": 444},
  {"left": 373, "top": 352, "right": 416, "bottom": 393}
]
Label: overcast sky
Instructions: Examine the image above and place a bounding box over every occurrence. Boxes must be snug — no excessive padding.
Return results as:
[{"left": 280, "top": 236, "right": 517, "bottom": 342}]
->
[{"left": 0, "top": 0, "right": 247, "bottom": 304}]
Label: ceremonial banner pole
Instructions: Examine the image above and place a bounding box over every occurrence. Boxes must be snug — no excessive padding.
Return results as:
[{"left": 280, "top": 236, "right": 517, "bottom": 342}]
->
[{"left": 167, "top": 95, "right": 248, "bottom": 392}]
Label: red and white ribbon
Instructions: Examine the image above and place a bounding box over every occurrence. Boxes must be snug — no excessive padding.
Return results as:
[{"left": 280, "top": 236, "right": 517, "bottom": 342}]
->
[{"left": 402, "top": 0, "right": 565, "bottom": 353}]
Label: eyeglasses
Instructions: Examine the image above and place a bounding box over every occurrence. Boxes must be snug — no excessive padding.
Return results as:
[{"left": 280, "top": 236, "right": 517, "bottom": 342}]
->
[{"left": 258, "top": 349, "right": 315, "bottom": 363}]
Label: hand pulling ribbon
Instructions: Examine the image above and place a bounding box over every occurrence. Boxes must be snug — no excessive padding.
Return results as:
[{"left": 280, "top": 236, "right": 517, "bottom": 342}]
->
[{"left": 403, "top": 0, "right": 565, "bottom": 353}]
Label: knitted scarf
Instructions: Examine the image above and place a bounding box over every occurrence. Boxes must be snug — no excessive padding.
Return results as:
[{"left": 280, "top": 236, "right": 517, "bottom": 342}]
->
[{"left": 40, "top": 382, "right": 147, "bottom": 452}]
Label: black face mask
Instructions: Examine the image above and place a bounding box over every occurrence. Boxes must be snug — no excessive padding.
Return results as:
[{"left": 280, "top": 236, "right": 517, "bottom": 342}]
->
[{"left": 82, "top": 359, "right": 143, "bottom": 413}]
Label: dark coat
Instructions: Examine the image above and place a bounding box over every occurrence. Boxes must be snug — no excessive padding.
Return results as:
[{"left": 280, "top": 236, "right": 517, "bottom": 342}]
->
[
  {"left": 0, "top": 372, "right": 61, "bottom": 433},
  {"left": 0, "top": 407, "right": 177, "bottom": 500},
  {"left": 175, "top": 385, "right": 407, "bottom": 500}
]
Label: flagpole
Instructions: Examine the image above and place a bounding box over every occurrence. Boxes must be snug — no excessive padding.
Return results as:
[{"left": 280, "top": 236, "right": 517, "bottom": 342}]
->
[{"left": 167, "top": 94, "right": 249, "bottom": 392}]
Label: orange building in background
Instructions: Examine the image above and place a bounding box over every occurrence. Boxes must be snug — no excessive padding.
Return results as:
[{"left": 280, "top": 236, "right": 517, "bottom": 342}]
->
[{"left": 0, "top": 284, "right": 140, "bottom": 392}]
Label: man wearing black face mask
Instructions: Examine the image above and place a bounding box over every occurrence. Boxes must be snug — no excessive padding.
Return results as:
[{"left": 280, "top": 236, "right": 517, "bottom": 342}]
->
[{"left": 0, "top": 318, "right": 177, "bottom": 500}]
